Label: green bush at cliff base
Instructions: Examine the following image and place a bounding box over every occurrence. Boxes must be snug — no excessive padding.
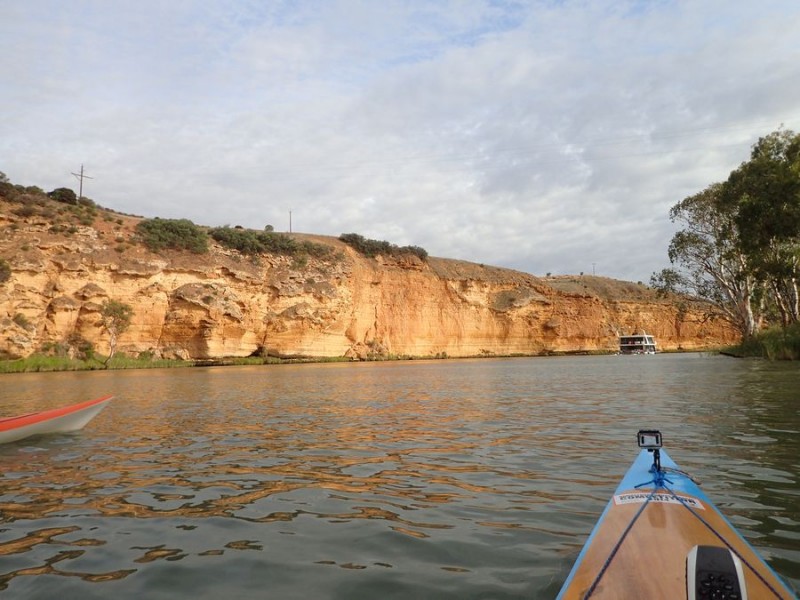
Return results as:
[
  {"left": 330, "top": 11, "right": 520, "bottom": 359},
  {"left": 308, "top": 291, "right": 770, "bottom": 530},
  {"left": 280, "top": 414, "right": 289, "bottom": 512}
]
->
[
  {"left": 0, "top": 355, "right": 89, "bottom": 373},
  {"left": 728, "top": 323, "right": 800, "bottom": 360},
  {"left": 0, "top": 258, "right": 10, "bottom": 284},
  {"left": 0, "top": 354, "right": 191, "bottom": 373}
]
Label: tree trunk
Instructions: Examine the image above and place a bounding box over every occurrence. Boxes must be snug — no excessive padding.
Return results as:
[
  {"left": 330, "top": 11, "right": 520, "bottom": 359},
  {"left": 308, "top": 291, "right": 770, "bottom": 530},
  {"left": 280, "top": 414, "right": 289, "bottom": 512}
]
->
[
  {"left": 103, "top": 330, "right": 118, "bottom": 367},
  {"left": 739, "top": 288, "right": 758, "bottom": 338}
]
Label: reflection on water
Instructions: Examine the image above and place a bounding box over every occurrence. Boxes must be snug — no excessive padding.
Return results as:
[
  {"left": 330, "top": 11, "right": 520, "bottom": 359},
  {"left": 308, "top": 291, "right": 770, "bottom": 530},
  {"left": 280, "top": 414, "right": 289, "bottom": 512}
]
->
[{"left": 0, "top": 355, "right": 798, "bottom": 599}]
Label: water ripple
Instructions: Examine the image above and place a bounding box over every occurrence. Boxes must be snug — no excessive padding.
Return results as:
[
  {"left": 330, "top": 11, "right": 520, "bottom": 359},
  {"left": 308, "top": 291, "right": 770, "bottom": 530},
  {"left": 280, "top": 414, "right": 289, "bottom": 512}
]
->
[{"left": 0, "top": 355, "right": 798, "bottom": 598}]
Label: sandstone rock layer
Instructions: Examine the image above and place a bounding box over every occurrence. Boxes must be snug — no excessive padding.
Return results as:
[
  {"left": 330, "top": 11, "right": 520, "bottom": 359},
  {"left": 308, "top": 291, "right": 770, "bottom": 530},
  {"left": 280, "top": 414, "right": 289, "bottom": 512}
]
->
[{"left": 0, "top": 207, "right": 738, "bottom": 361}]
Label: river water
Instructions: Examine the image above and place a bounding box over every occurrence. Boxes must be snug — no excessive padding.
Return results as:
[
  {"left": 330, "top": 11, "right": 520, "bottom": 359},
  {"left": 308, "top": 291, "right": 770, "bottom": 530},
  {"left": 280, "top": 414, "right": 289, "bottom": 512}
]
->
[{"left": 0, "top": 354, "right": 798, "bottom": 599}]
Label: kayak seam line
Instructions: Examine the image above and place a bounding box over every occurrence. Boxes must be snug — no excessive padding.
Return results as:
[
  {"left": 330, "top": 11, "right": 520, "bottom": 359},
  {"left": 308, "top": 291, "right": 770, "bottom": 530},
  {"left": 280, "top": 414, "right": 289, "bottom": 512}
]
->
[
  {"left": 662, "top": 483, "right": 791, "bottom": 600},
  {"left": 582, "top": 486, "right": 657, "bottom": 599}
]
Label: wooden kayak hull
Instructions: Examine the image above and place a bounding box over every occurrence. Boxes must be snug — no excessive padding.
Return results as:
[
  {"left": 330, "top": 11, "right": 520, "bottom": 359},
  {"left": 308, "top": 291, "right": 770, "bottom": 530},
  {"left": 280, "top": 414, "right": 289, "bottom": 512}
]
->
[
  {"left": 557, "top": 448, "right": 797, "bottom": 599},
  {"left": 0, "top": 395, "right": 113, "bottom": 444}
]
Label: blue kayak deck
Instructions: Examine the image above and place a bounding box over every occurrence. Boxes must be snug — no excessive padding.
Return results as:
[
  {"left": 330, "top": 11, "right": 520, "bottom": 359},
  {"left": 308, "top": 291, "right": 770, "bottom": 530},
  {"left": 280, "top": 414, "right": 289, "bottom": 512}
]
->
[{"left": 556, "top": 448, "right": 797, "bottom": 599}]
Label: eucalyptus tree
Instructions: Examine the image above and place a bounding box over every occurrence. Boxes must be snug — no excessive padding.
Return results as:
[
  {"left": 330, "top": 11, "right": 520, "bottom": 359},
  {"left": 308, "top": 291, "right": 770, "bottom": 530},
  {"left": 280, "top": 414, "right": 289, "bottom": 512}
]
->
[
  {"left": 651, "top": 183, "right": 762, "bottom": 338},
  {"left": 725, "top": 129, "right": 800, "bottom": 327},
  {"left": 99, "top": 300, "right": 133, "bottom": 366},
  {"left": 652, "top": 128, "right": 800, "bottom": 338}
]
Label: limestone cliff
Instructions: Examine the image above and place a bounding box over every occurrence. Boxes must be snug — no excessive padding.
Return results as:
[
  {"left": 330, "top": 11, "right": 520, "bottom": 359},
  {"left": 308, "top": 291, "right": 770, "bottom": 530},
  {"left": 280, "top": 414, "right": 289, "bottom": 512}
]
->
[{"left": 0, "top": 195, "right": 738, "bottom": 360}]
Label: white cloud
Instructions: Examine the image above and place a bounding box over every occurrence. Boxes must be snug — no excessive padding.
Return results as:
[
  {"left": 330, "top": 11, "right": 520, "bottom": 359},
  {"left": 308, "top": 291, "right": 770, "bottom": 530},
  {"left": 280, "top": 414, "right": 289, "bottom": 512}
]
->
[{"left": 2, "top": 0, "right": 799, "bottom": 282}]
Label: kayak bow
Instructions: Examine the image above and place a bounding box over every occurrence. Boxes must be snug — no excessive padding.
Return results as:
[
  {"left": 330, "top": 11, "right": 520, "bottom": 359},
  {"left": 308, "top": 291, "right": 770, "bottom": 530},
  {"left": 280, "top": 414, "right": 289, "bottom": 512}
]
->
[
  {"left": 557, "top": 430, "right": 797, "bottom": 599},
  {"left": 0, "top": 395, "right": 113, "bottom": 444}
]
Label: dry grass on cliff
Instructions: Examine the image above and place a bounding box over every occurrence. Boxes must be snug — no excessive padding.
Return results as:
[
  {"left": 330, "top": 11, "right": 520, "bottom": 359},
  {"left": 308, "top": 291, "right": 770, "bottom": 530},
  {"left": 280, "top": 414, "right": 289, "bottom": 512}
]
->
[
  {"left": 427, "top": 257, "right": 543, "bottom": 284},
  {"left": 1, "top": 192, "right": 666, "bottom": 299},
  {"left": 0, "top": 192, "right": 142, "bottom": 249},
  {"left": 542, "top": 275, "right": 664, "bottom": 302}
]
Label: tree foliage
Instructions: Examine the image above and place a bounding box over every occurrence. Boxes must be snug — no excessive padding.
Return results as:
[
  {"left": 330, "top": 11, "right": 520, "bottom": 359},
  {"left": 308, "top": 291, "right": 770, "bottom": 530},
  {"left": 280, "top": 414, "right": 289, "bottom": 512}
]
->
[
  {"left": 652, "top": 128, "right": 800, "bottom": 338},
  {"left": 135, "top": 218, "right": 209, "bottom": 253},
  {"left": 48, "top": 187, "right": 78, "bottom": 204},
  {"left": 0, "top": 172, "right": 13, "bottom": 200},
  {"left": 725, "top": 129, "right": 800, "bottom": 326},
  {"left": 671, "top": 183, "right": 759, "bottom": 336}
]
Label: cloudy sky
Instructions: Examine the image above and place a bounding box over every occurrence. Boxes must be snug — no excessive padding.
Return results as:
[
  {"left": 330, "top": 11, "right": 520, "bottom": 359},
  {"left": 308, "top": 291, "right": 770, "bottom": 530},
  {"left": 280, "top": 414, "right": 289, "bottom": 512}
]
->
[{"left": 2, "top": 1, "right": 799, "bottom": 282}]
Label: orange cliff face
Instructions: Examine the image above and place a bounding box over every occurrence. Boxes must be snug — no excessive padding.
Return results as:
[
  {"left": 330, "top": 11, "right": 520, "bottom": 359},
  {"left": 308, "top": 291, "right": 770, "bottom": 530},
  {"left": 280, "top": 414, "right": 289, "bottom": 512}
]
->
[{"left": 0, "top": 206, "right": 738, "bottom": 361}]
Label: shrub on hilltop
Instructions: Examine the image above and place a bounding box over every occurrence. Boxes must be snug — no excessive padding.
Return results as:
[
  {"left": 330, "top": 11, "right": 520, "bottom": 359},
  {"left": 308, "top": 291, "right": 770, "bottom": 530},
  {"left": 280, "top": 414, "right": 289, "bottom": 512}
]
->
[
  {"left": 0, "top": 172, "right": 13, "bottom": 199},
  {"left": 209, "top": 226, "right": 333, "bottom": 258},
  {"left": 208, "top": 226, "right": 266, "bottom": 255},
  {"left": 48, "top": 187, "right": 78, "bottom": 205},
  {"left": 0, "top": 174, "right": 97, "bottom": 227},
  {"left": 339, "top": 233, "right": 428, "bottom": 260},
  {"left": 135, "top": 218, "right": 209, "bottom": 253},
  {"left": 401, "top": 245, "right": 428, "bottom": 260}
]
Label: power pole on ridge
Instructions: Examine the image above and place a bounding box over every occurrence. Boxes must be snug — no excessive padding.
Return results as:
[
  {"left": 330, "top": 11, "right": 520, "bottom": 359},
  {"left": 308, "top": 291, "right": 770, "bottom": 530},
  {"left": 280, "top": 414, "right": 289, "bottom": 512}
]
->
[{"left": 71, "top": 164, "right": 93, "bottom": 200}]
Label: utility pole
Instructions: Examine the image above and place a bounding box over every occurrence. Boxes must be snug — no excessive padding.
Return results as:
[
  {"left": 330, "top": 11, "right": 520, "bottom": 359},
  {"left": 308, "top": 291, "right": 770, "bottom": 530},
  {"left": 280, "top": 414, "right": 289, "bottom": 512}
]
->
[
  {"left": 71, "top": 164, "right": 93, "bottom": 200},
  {"left": 289, "top": 209, "right": 292, "bottom": 233}
]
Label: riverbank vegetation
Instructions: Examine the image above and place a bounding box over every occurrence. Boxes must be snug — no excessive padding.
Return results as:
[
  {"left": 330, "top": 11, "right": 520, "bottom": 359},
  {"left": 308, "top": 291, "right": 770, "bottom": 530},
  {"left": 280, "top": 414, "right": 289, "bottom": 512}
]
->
[
  {"left": 651, "top": 128, "right": 800, "bottom": 359},
  {"left": 0, "top": 352, "right": 428, "bottom": 373},
  {"left": 0, "top": 348, "right": 619, "bottom": 374},
  {"left": 725, "top": 323, "right": 800, "bottom": 360},
  {"left": 0, "top": 354, "right": 192, "bottom": 373}
]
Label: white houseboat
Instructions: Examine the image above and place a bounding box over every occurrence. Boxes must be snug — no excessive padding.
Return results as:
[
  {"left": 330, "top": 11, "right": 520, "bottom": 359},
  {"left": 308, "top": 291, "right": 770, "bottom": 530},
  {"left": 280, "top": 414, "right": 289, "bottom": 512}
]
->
[{"left": 619, "top": 333, "right": 657, "bottom": 354}]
